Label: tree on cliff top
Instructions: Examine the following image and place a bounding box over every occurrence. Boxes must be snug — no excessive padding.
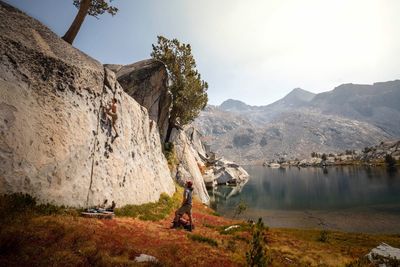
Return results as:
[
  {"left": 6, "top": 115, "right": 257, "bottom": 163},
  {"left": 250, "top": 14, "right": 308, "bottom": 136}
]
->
[
  {"left": 63, "top": 0, "right": 118, "bottom": 44},
  {"left": 151, "top": 36, "right": 208, "bottom": 142}
]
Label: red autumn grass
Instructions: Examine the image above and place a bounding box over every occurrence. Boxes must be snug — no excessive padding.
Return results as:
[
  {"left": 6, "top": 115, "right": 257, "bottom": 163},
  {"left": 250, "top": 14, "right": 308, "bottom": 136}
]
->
[{"left": 1, "top": 192, "right": 399, "bottom": 266}]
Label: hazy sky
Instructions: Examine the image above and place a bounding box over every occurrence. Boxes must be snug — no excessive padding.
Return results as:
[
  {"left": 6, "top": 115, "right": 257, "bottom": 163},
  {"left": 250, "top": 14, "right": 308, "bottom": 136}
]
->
[{"left": 5, "top": 0, "right": 400, "bottom": 105}]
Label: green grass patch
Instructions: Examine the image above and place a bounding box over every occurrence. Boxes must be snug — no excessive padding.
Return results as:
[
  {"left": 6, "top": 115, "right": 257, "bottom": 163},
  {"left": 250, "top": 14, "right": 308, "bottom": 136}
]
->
[
  {"left": 163, "top": 142, "right": 179, "bottom": 171},
  {"left": 115, "top": 190, "right": 181, "bottom": 221},
  {"left": 188, "top": 234, "right": 218, "bottom": 247},
  {"left": 232, "top": 235, "right": 249, "bottom": 242},
  {"left": 0, "top": 193, "right": 77, "bottom": 221},
  {"left": 211, "top": 211, "right": 221, "bottom": 217}
]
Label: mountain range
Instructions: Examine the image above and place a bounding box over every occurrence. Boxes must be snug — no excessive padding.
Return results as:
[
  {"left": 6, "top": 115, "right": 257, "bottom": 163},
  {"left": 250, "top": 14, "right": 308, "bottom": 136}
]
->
[{"left": 193, "top": 80, "right": 400, "bottom": 164}]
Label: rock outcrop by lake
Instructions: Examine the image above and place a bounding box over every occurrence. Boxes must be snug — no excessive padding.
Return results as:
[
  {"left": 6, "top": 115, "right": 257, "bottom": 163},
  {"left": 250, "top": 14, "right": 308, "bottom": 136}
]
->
[
  {"left": 0, "top": 2, "right": 175, "bottom": 207},
  {"left": 105, "top": 60, "right": 250, "bottom": 204},
  {"left": 180, "top": 127, "right": 249, "bottom": 189},
  {"left": 263, "top": 139, "right": 400, "bottom": 168},
  {"left": 168, "top": 126, "right": 250, "bottom": 204}
]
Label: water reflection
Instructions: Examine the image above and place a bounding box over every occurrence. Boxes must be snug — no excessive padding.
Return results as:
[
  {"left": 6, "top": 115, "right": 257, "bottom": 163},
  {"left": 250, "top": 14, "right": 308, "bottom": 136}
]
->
[{"left": 210, "top": 166, "right": 400, "bottom": 211}]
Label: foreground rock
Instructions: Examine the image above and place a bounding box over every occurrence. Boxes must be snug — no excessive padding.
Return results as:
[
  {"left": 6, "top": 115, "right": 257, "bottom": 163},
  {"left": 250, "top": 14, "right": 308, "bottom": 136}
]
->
[
  {"left": 134, "top": 254, "right": 158, "bottom": 263},
  {"left": 367, "top": 243, "right": 400, "bottom": 266},
  {"left": 0, "top": 2, "right": 175, "bottom": 207}
]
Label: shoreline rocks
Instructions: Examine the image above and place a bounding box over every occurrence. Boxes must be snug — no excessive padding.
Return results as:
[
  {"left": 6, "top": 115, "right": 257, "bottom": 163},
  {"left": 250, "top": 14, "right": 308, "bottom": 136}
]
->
[{"left": 262, "top": 140, "right": 400, "bottom": 168}]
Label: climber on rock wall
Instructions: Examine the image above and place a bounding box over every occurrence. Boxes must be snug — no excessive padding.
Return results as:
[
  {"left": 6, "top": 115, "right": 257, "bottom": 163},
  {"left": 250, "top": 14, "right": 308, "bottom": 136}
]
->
[{"left": 104, "top": 98, "right": 119, "bottom": 138}]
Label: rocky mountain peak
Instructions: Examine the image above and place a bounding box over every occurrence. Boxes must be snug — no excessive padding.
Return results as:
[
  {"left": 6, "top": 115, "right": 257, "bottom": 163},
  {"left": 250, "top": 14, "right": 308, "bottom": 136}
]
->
[
  {"left": 219, "top": 99, "right": 251, "bottom": 112},
  {"left": 276, "top": 87, "right": 315, "bottom": 104},
  {"left": 266, "top": 88, "right": 315, "bottom": 109},
  {"left": 287, "top": 88, "right": 315, "bottom": 101}
]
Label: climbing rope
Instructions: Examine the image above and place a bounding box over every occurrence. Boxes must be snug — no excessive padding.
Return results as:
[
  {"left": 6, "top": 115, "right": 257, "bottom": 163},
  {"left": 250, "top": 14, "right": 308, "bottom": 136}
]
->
[{"left": 86, "top": 76, "right": 107, "bottom": 208}]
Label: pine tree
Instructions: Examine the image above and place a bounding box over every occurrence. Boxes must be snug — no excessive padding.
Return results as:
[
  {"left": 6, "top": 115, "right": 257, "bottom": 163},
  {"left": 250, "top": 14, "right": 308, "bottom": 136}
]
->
[
  {"left": 151, "top": 36, "right": 208, "bottom": 142},
  {"left": 246, "top": 218, "right": 269, "bottom": 267},
  {"left": 63, "top": 0, "right": 118, "bottom": 44}
]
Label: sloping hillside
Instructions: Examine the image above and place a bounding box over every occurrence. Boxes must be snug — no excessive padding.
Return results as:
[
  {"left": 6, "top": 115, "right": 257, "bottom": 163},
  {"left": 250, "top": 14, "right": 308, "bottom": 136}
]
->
[{"left": 311, "top": 81, "right": 400, "bottom": 136}]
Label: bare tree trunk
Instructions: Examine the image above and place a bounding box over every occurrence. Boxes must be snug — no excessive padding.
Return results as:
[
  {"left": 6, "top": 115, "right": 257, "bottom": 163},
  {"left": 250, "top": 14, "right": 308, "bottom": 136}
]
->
[
  {"left": 62, "top": 0, "right": 91, "bottom": 44},
  {"left": 165, "top": 121, "right": 174, "bottom": 143},
  {"left": 165, "top": 115, "right": 179, "bottom": 143}
]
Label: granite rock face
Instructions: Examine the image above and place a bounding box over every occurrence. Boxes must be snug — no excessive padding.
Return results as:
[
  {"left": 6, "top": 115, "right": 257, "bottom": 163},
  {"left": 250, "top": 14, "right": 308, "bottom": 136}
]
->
[
  {"left": 185, "top": 126, "right": 207, "bottom": 157},
  {"left": 170, "top": 128, "right": 210, "bottom": 204},
  {"left": 0, "top": 2, "right": 175, "bottom": 207},
  {"left": 106, "top": 59, "right": 172, "bottom": 142}
]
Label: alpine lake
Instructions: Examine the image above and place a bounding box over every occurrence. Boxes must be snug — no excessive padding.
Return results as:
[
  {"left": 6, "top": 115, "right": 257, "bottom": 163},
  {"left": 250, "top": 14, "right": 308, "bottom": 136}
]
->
[{"left": 209, "top": 165, "right": 400, "bottom": 233}]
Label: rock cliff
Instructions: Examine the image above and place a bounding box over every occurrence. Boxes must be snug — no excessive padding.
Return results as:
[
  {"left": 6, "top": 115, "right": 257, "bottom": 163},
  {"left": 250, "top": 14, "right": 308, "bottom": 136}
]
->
[
  {"left": 170, "top": 128, "right": 210, "bottom": 204},
  {"left": 105, "top": 59, "right": 172, "bottom": 142},
  {"left": 0, "top": 2, "right": 175, "bottom": 207},
  {"left": 106, "top": 61, "right": 215, "bottom": 204}
]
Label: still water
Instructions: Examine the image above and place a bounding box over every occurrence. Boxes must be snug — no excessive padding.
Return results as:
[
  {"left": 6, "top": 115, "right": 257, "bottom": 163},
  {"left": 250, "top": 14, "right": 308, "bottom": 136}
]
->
[{"left": 209, "top": 166, "right": 400, "bottom": 233}]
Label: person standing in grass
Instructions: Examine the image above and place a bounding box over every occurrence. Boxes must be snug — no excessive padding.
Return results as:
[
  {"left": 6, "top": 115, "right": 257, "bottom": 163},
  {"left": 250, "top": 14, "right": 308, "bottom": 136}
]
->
[{"left": 173, "top": 181, "right": 194, "bottom": 231}]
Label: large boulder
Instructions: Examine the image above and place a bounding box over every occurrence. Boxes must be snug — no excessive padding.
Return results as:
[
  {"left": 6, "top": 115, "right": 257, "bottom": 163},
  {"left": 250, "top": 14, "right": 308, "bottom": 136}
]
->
[
  {"left": 105, "top": 59, "right": 172, "bottom": 142},
  {"left": 367, "top": 243, "right": 400, "bottom": 266},
  {"left": 0, "top": 2, "right": 175, "bottom": 207},
  {"left": 213, "top": 160, "right": 249, "bottom": 185},
  {"left": 170, "top": 128, "right": 210, "bottom": 204}
]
